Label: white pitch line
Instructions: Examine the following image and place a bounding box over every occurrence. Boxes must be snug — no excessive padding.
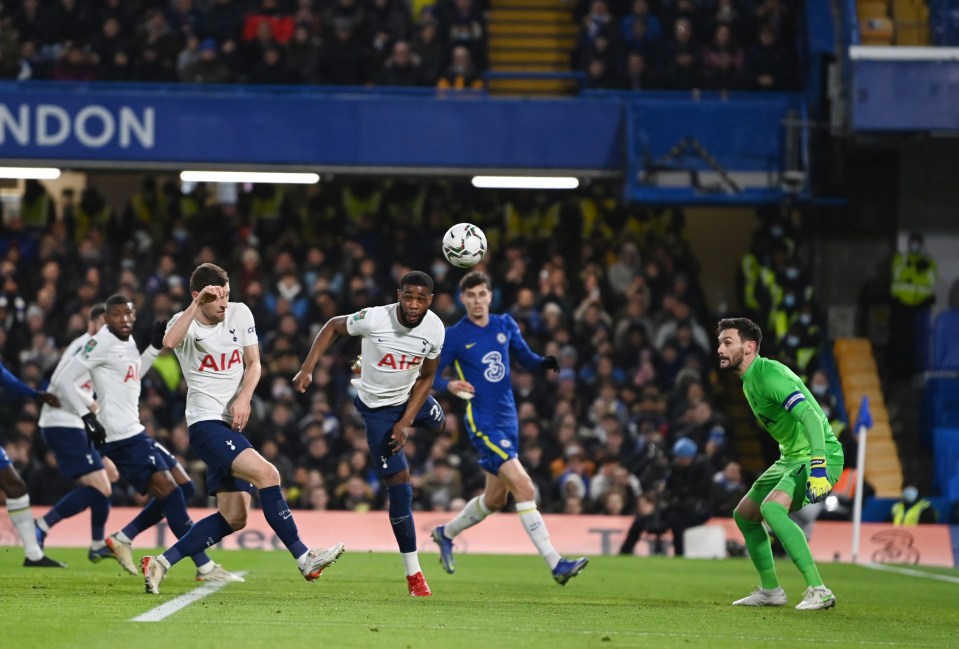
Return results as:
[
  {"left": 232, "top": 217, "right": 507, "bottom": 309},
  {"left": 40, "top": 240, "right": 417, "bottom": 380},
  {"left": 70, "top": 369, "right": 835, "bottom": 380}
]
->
[
  {"left": 861, "top": 563, "right": 959, "bottom": 585},
  {"left": 131, "top": 571, "right": 248, "bottom": 622}
]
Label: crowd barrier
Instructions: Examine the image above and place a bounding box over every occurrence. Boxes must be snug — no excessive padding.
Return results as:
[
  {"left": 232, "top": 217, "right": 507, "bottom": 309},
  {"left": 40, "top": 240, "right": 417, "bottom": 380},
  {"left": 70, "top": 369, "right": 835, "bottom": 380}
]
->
[{"left": 2, "top": 508, "right": 956, "bottom": 568}]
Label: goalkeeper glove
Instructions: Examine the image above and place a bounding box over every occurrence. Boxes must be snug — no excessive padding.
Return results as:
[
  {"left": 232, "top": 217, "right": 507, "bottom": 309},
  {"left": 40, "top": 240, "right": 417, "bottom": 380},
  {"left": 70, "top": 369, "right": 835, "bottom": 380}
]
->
[
  {"left": 806, "top": 457, "right": 831, "bottom": 503},
  {"left": 82, "top": 413, "right": 107, "bottom": 448},
  {"left": 541, "top": 355, "right": 559, "bottom": 372}
]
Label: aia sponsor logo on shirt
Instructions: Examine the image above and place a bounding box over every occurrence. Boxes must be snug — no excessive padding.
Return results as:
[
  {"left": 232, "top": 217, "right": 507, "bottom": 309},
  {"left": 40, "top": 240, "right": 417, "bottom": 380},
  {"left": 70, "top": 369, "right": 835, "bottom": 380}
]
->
[
  {"left": 198, "top": 349, "right": 243, "bottom": 372},
  {"left": 376, "top": 353, "right": 422, "bottom": 370}
]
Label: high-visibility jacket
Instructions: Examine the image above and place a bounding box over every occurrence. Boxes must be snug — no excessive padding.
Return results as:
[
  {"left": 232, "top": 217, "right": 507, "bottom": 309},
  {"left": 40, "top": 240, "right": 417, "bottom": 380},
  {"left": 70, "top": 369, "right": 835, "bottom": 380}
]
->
[
  {"left": 891, "top": 499, "right": 935, "bottom": 526},
  {"left": 891, "top": 252, "right": 936, "bottom": 306}
]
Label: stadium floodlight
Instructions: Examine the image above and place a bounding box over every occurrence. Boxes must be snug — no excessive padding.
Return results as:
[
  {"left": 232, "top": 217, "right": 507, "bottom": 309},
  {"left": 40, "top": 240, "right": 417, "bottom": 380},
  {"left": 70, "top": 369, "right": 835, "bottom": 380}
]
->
[
  {"left": 471, "top": 176, "right": 580, "bottom": 190},
  {"left": 0, "top": 167, "right": 62, "bottom": 180},
  {"left": 179, "top": 171, "right": 320, "bottom": 184}
]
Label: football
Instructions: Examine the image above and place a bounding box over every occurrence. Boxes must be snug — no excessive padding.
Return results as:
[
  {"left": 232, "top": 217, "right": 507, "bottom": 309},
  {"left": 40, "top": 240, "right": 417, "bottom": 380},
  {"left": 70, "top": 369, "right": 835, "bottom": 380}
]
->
[{"left": 442, "top": 222, "right": 488, "bottom": 268}]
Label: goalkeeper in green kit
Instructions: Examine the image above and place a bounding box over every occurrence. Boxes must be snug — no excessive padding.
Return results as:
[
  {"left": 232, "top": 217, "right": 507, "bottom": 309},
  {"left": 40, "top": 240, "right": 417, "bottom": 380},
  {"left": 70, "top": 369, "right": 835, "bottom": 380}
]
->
[{"left": 717, "top": 318, "right": 842, "bottom": 610}]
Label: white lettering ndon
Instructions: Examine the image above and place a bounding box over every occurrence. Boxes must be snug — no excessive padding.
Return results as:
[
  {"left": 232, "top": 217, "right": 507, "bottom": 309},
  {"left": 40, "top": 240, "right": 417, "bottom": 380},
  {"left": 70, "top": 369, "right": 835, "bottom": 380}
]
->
[{"left": 0, "top": 104, "right": 155, "bottom": 149}]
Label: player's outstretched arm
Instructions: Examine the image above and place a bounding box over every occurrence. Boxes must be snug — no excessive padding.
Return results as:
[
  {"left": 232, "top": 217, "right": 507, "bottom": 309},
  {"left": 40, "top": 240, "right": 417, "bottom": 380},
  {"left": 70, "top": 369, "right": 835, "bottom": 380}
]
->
[{"left": 293, "top": 315, "right": 349, "bottom": 393}]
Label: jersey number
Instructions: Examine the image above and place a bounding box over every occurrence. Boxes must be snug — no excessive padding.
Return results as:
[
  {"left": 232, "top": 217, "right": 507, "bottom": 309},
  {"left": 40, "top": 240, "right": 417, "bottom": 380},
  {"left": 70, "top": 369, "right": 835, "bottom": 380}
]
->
[{"left": 482, "top": 351, "right": 506, "bottom": 383}]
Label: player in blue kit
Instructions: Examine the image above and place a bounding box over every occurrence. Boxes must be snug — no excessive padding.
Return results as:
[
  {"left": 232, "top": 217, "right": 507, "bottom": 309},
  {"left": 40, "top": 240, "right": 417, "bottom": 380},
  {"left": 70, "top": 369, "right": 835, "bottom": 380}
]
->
[
  {"left": 430, "top": 271, "right": 588, "bottom": 585},
  {"left": 1, "top": 361, "right": 65, "bottom": 567}
]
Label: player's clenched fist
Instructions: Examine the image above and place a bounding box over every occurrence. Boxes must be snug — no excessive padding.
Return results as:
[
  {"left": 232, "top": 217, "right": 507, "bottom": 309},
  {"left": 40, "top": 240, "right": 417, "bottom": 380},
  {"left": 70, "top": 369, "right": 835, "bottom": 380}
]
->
[
  {"left": 196, "top": 284, "right": 226, "bottom": 305},
  {"left": 292, "top": 368, "right": 312, "bottom": 393}
]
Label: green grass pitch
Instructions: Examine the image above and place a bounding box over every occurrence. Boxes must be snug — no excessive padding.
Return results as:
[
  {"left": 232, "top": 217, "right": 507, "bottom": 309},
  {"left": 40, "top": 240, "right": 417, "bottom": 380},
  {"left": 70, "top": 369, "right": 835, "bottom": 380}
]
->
[{"left": 2, "top": 546, "right": 957, "bottom": 649}]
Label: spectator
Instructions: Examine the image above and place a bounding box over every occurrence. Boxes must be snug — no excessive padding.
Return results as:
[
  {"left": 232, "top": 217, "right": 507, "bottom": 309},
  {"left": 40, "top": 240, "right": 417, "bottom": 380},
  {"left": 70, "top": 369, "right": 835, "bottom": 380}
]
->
[
  {"left": 411, "top": 15, "right": 445, "bottom": 85},
  {"left": 377, "top": 40, "right": 423, "bottom": 86},
  {"left": 437, "top": 45, "right": 482, "bottom": 90},
  {"left": 180, "top": 38, "right": 232, "bottom": 83},
  {"left": 621, "top": 0, "right": 663, "bottom": 44},
  {"left": 702, "top": 24, "right": 745, "bottom": 91},
  {"left": 286, "top": 22, "right": 322, "bottom": 84},
  {"left": 658, "top": 17, "right": 699, "bottom": 90},
  {"left": 889, "top": 483, "right": 938, "bottom": 525},
  {"left": 888, "top": 231, "right": 937, "bottom": 379},
  {"left": 319, "top": 17, "right": 370, "bottom": 85},
  {"left": 744, "top": 21, "right": 794, "bottom": 90},
  {"left": 250, "top": 45, "right": 300, "bottom": 84}
]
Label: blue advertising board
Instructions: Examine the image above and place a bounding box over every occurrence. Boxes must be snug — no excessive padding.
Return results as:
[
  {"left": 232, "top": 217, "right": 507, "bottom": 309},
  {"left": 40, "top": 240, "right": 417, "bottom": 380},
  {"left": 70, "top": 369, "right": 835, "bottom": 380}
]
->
[{"left": 0, "top": 82, "right": 624, "bottom": 171}]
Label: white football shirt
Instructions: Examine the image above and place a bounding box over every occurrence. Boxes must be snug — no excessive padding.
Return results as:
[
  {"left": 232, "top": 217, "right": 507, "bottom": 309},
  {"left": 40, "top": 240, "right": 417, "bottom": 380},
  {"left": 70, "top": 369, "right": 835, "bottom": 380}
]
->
[
  {"left": 168, "top": 302, "right": 258, "bottom": 426},
  {"left": 346, "top": 304, "right": 444, "bottom": 408},
  {"left": 40, "top": 333, "right": 94, "bottom": 429},
  {"left": 56, "top": 325, "right": 160, "bottom": 443}
]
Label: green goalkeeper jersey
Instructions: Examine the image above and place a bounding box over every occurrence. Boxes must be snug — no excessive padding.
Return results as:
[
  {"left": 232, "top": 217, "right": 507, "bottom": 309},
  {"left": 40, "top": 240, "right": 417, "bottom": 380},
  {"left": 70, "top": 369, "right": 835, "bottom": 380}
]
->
[{"left": 741, "top": 356, "right": 842, "bottom": 461}]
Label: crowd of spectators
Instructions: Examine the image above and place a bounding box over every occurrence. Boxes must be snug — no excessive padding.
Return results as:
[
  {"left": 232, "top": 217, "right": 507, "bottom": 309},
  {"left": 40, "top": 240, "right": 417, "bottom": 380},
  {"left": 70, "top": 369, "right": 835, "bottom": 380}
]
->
[
  {"left": 572, "top": 0, "right": 800, "bottom": 91},
  {"left": 0, "top": 1, "right": 802, "bottom": 94},
  {"left": 0, "top": 0, "right": 489, "bottom": 88},
  {"left": 0, "top": 174, "right": 787, "bottom": 553}
]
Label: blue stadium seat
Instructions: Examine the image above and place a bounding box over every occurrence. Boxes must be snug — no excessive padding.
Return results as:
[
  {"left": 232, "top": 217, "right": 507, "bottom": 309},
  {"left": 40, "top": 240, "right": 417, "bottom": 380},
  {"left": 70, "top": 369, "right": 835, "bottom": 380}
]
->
[
  {"left": 932, "top": 427, "right": 959, "bottom": 499},
  {"left": 932, "top": 309, "right": 959, "bottom": 370}
]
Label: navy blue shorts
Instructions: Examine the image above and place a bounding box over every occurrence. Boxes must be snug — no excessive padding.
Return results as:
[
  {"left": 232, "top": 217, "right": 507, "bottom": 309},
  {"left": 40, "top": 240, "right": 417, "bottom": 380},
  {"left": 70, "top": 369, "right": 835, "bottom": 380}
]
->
[
  {"left": 188, "top": 420, "right": 255, "bottom": 495},
  {"left": 0, "top": 445, "right": 11, "bottom": 471},
  {"left": 354, "top": 394, "right": 445, "bottom": 478},
  {"left": 101, "top": 432, "right": 176, "bottom": 495},
  {"left": 41, "top": 426, "right": 105, "bottom": 480}
]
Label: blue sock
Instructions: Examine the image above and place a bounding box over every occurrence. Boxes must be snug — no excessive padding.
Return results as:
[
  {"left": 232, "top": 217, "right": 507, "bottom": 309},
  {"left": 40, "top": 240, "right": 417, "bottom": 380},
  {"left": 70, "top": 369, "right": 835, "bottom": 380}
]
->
[
  {"left": 259, "top": 485, "right": 308, "bottom": 559},
  {"left": 89, "top": 491, "right": 109, "bottom": 542},
  {"left": 123, "top": 481, "right": 197, "bottom": 541},
  {"left": 43, "top": 486, "right": 101, "bottom": 528},
  {"left": 388, "top": 483, "right": 416, "bottom": 553},
  {"left": 171, "top": 481, "right": 211, "bottom": 568},
  {"left": 159, "top": 488, "right": 193, "bottom": 539},
  {"left": 163, "top": 512, "right": 233, "bottom": 567},
  {"left": 122, "top": 498, "right": 164, "bottom": 541},
  {"left": 180, "top": 480, "right": 196, "bottom": 502}
]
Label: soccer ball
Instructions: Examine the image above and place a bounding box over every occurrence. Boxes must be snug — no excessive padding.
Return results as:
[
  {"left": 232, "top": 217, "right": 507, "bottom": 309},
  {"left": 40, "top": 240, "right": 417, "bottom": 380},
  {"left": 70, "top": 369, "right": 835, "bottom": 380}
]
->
[{"left": 442, "top": 223, "right": 488, "bottom": 268}]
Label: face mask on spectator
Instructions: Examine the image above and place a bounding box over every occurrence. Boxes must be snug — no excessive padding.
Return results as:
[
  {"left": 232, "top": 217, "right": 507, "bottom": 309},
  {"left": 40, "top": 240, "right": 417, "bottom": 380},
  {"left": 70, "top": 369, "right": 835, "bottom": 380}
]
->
[
  {"left": 902, "top": 486, "right": 919, "bottom": 504},
  {"left": 811, "top": 383, "right": 827, "bottom": 396}
]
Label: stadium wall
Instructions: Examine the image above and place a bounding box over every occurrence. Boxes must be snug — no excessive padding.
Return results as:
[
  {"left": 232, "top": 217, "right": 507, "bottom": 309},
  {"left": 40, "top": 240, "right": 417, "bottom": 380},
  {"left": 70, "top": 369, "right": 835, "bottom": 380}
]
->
[{"left": 2, "top": 508, "right": 956, "bottom": 568}]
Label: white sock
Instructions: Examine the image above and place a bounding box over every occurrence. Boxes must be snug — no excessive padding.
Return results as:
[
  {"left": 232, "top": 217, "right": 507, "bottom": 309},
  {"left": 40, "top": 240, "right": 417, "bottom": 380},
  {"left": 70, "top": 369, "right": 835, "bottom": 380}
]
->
[
  {"left": 444, "top": 495, "right": 492, "bottom": 539},
  {"left": 155, "top": 554, "right": 171, "bottom": 570},
  {"left": 36, "top": 517, "right": 51, "bottom": 533},
  {"left": 115, "top": 531, "right": 132, "bottom": 544},
  {"left": 401, "top": 551, "right": 422, "bottom": 576},
  {"left": 90, "top": 540, "right": 106, "bottom": 550},
  {"left": 8, "top": 495, "right": 43, "bottom": 561},
  {"left": 297, "top": 549, "right": 311, "bottom": 569},
  {"left": 516, "top": 500, "right": 560, "bottom": 569},
  {"left": 196, "top": 561, "right": 215, "bottom": 575}
]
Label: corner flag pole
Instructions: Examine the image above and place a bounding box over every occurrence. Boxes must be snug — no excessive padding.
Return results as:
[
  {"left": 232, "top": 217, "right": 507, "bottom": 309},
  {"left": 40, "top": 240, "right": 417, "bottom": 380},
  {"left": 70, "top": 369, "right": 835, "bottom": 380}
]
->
[{"left": 851, "top": 395, "right": 872, "bottom": 563}]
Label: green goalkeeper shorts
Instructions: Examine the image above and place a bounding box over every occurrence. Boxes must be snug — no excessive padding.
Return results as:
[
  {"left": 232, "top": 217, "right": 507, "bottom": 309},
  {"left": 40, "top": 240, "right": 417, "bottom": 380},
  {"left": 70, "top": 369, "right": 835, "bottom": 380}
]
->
[{"left": 746, "top": 450, "right": 844, "bottom": 512}]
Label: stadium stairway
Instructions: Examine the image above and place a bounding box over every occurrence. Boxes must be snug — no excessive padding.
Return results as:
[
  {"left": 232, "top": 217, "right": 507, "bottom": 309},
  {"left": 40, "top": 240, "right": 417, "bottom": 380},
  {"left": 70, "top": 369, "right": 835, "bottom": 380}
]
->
[
  {"left": 486, "top": 0, "right": 578, "bottom": 95},
  {"left": 833, "top": 338, "right": 903, "bottom": 497},
  {"left": 857, "top": 0, "right": 931, "bottom": 45}
]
